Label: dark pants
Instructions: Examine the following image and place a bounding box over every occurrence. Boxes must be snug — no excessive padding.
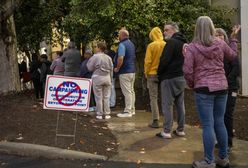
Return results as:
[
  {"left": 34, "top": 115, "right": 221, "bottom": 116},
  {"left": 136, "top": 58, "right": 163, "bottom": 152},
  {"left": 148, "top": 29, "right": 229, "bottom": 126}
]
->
[
  {"left": 32, "top": 79, "right": 43, "bottom": 99},
  {"left": 160, "top": 76, "right": 186, "bottom": 133},
  {"left": 89, "top": 87, "right": 96, "bottom": 107},
  {"left": 224, "top": 90, "right": 237, "bottom": 147}
]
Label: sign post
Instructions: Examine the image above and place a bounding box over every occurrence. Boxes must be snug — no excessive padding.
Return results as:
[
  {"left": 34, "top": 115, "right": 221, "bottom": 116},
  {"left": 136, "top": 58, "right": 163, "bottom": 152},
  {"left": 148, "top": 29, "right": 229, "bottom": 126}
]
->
[{"left": 43, "top": 75, "right": 92, "bottom": 144}]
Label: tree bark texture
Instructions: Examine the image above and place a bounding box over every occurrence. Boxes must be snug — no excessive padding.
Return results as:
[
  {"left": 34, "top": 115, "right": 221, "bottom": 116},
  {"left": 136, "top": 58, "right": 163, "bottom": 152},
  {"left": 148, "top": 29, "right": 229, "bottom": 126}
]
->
[{"left": 0, "top": 1, "right": 20, "bottom": 94}]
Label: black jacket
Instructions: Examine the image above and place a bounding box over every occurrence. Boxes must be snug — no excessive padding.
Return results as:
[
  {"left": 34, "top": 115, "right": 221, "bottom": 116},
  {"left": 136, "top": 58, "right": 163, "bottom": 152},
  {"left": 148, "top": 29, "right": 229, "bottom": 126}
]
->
[
  {"left": 224, "top": 57, "right": 240, "bottom": 91},
  {"left": 30, "top": 60, "right": 41, "bottom": 80},
  {"left": 40, "top": 60, "right": 52, "bottom": 82},
  {"left": 157, "top": 32, "right": 187, "bottom": 81}
]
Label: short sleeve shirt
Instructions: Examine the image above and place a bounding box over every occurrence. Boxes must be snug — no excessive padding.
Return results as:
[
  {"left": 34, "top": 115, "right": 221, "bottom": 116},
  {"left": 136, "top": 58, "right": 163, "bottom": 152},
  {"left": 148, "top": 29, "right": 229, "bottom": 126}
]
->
[{"left": 118, "top": 43, "right": 126, "bottom": 57}]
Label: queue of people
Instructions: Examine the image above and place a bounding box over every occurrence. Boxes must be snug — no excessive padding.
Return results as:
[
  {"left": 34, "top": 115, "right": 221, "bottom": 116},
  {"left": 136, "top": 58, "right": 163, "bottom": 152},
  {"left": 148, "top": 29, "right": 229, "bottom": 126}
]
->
[
  {"left": 183, "top": 16, "right": 240, "bottom": 168},
  {"left": 27, "top": 16, "right": 241, "bottom": 168},
  {"left": 144, "top": 16, "right": 240, "bottom": 168}
]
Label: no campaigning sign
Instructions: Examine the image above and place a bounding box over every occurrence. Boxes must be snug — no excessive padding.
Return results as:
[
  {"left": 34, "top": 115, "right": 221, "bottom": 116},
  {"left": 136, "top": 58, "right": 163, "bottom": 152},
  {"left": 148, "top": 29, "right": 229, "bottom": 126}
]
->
[{"left": 43, "top": 75, "right": 92, "bottom": 111}]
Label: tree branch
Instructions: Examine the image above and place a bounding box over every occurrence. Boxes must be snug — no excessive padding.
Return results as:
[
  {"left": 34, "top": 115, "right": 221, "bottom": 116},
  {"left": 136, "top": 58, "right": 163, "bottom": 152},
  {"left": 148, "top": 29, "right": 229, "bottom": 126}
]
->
[{"left": 0, "top": 0, "right": 24, "bottom": 22}]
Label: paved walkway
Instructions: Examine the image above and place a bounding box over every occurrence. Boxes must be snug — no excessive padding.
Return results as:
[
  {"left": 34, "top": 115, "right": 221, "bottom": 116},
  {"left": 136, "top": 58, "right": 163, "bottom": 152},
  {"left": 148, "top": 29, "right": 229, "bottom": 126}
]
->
[
  {"left": 0, "top": 110, "right": 248, "bottom": 167},
  {"left": 108, "top": 110, "right": 248, "bottom": 166}
]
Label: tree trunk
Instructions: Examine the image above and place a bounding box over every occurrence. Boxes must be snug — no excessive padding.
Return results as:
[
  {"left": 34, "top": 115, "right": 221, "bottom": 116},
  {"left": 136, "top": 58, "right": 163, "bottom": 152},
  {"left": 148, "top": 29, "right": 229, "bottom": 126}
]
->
[{"left": 0, "top": 15, "right": 20, "bottom": 94}]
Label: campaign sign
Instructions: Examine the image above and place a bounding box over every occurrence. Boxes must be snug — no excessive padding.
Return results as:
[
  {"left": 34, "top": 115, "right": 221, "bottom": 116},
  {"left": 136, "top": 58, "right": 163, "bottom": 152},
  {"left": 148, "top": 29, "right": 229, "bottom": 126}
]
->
[{"left": 43, "top": 75, "right": 91, "bottom": 112}]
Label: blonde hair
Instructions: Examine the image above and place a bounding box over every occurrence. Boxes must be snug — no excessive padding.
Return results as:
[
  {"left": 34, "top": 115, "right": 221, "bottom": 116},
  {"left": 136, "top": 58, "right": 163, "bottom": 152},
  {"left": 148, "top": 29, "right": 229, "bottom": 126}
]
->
[
  {"left": 215, "top": 28, "right": 229, "bottom": 43},
  {"left": 193, "top": 16, "right": 215, "bottom": 46}
]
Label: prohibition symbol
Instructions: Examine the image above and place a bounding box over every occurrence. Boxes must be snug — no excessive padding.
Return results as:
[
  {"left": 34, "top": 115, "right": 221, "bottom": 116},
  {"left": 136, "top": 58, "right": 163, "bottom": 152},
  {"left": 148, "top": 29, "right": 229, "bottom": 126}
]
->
[{"left": 55, "top": 81, "right": 82, "bottom": 106}]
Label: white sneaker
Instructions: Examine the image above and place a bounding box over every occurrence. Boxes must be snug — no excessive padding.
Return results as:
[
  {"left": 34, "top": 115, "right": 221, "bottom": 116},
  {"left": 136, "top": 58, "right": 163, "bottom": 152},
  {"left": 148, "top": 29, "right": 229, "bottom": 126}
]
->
[
  {"left": 117, "top": 112, "right": 132, "bottom": 118},
  {"left": 192, "top": 160, "right": 216, "bottom": 168},
  {"left": 96, "top": 115, "right": 103, "bottom": 120},
  {"left": 131, "top": 111, "right": 135, "bottom": 115},
  {"left": 156, "top": 131, "right": 172, "bottom": 139},
  {"left": 88, "top": 107, "right": 95, "bottom": 112},
  {"left": 173, "top": 130, "right": 186, "bottom": 137},
  {"left": 105, "top": 115, "right": 111, "bottom": 119},
  {"left": 215, "top": 156, "right": 229, "bottom": 167}
]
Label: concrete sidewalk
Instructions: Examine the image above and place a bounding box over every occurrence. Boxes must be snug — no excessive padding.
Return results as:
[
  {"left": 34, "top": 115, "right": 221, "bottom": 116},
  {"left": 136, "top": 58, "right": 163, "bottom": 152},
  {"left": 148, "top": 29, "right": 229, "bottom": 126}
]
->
[
  {"left": 108, "top": 110, "right": 248, "bottom": 166},
  {"left": 0, "top": 110, "right": 247, "bottom": 167},
  {"left": 0, "top": 142, "right": 107, "bottom": 161}
]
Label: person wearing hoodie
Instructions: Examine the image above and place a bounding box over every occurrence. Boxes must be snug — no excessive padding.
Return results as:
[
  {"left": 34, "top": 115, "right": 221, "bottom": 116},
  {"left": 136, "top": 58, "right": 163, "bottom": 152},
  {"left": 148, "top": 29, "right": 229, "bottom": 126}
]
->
[
  {"left": 183, "top": 16, "right": 239, "bottom": 168},
  {"left": 87, "top": 42, "right": 113, "bottom": 120},
  {"left": 144, "top": 27, "right": 166, "bottom": 128},
  {"left": 156, "top": 22, "right": 187, "bottom": 139}
]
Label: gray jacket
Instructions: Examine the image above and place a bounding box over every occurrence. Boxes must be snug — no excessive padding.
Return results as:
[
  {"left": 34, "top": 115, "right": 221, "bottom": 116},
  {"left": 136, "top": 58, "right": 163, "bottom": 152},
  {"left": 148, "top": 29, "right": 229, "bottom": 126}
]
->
[
  {"left": 87, "top": 53, "right": 113, "bottom": 78},
  {"left": 61, "top": 48, "right": 81, "bottom": 77}
]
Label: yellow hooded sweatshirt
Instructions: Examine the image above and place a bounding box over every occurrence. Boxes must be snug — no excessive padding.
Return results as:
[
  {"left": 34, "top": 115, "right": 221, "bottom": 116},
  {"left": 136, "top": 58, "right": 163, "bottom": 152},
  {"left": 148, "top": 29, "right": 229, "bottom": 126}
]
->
[{"left": 144, "top": 27, "right": 166, "bottom": 76}]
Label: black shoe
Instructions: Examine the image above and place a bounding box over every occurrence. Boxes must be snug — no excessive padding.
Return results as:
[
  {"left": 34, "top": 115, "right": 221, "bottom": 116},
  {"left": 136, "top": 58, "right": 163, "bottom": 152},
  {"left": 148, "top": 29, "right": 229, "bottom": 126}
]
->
[{"left": 148, "top": 121, "right": 159, "bottom": 128}]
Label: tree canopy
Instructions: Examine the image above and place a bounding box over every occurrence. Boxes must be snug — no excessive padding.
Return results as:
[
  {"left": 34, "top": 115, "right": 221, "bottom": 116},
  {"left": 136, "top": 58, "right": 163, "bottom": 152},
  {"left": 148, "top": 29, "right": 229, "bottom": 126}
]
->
[
  {"left": 14, "top": 0, "right": 236, "bottom": 54},
  {"left": 14, "top": 0, "right": 71, "bottom": 54}
]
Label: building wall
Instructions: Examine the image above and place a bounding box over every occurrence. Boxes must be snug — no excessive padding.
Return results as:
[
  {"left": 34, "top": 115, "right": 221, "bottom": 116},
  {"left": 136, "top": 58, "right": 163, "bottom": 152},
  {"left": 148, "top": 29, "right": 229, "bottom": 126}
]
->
[
  {"left": 212, "top": 0, "right": 248, "bottom": 96},
  {"left": 211, "top": 0, "right": 240, "bottom": 24},
  {"left": 240, "top": 0, "right": 248, "bottom": 96}
]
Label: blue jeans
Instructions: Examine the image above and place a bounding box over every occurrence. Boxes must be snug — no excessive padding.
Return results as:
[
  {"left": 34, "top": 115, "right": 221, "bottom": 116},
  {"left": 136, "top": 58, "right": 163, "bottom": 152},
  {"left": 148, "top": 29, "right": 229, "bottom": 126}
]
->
[{"left": 195, "top": 92, "right": 228, "bottom": 163}]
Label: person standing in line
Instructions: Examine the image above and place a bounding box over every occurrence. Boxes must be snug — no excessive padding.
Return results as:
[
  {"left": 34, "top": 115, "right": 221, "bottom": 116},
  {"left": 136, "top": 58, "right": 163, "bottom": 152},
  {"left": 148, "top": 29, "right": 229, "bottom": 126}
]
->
[
  {"left": 80, "top": 49, "right": 96, "bottom": 112},
  {"left": 105, "top": 47, "right": 117, "bottom": 108},
  {"left": 156, "top": 22, "right": 187, "bottom": 138},
  {"left": 50, "top": 51, "right": 65, "bottom": 76},
  {"left": 183, "top": 16, "right": 239, "bottom": 168},
  {"left": 61, "top": 41, "right": 81, "bottom": 77},
  {"left": 30, "top": 53, "right": 43, "bottom": 99},
  {"left": 18, "top": 58, "right": 28, "bottom": 90},
  {"left": 87, "top": 42, "right": 113, "bottom": 120},
  {"left": 144, "top": 27, "right": 166, "bottom": 128},
  {"left": 115, "top": 29, "right": 136, "bottom": 118},
  {"left": 40, "top": 54, "right": 53, "bottom": 96},
  {"left": 215, "top": 27, "right": 241, "bottom": 150}
]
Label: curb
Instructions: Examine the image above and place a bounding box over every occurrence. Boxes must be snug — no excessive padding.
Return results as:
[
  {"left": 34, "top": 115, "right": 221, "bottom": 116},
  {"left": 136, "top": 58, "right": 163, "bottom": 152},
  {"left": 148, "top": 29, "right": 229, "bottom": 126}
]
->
[{"left": 0, "top": 142, "right": 107, "bottom": 161}]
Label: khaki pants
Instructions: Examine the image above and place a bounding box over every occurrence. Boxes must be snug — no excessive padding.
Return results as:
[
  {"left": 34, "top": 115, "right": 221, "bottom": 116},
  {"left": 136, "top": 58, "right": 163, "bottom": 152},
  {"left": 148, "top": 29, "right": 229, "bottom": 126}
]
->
[
  {"left": 92, "top": 75, "right": 111, "bottom": 116},
  {"left": 147, "top": 75, "right": 159, "bottom": 121},
  {"left": 119, "top": 73, "right": 135, "bottom": 114}
]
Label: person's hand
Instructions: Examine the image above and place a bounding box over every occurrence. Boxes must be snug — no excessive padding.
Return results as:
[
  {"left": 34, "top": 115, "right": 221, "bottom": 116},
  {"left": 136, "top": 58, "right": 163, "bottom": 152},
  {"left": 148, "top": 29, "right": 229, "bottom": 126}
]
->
[
  {"left": 231, "top": 25, "right": 241, "bottom": 38},
  {"left": 114, "top": 68, "right": 119, "bottom": 73}
]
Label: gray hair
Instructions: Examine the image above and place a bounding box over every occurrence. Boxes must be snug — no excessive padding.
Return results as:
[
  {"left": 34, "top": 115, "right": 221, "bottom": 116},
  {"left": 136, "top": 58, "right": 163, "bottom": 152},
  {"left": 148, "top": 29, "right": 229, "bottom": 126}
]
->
[
  {"left": 68, "top": 41, "right": 76, "bottom": 49},
  {"left": 193, "top": 16, "right": 215, "bottom": 46},
  {"left": 119, "top": 29, "right": 129, "bottom": 38},
  {"left": 164, "top": 22, "right": 179, "bottom": 32},
  {"left": 215, "top": 28, "right": 229, "bottom": 43}
]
